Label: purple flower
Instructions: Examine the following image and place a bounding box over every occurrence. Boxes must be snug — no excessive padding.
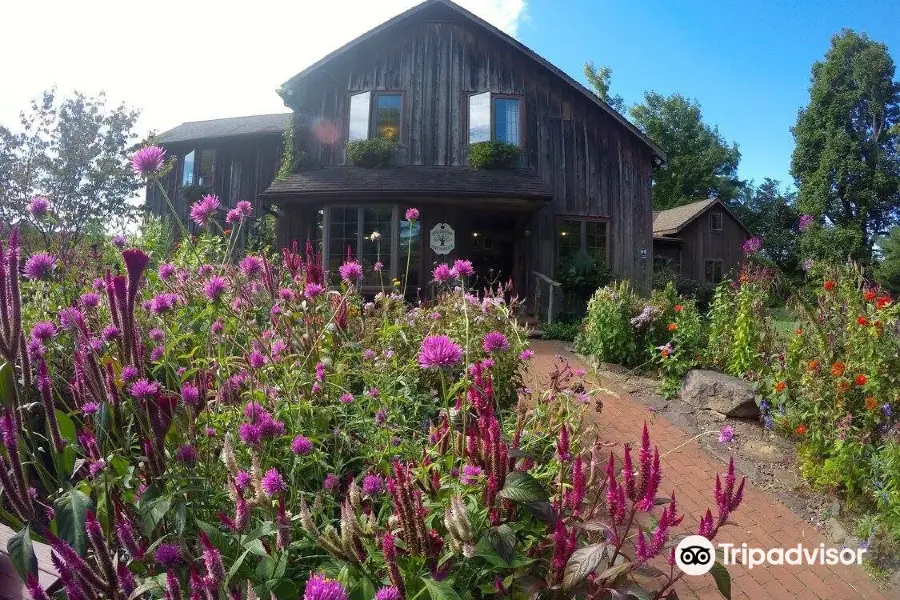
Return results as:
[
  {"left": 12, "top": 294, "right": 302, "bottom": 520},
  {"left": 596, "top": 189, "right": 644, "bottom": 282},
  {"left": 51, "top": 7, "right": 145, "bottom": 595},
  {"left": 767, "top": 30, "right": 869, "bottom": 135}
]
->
[
  {"left": 718, "top": 426, "right": 735, "bottom": 443},
  {"left": 129, "top": 379, "right": 159, "bottom": 400},
  {"left": 80, "top": 292, "right": 100, "bottom": 308},
  {"left": 260, "top": 415, "right": 285, "bottom": 438},
  {"left": 24, "top": 252, "right": 56, "bottom": 280},
  {"left": 291, "top": 435, "right": 313, "bottom": 455},
  {"left": 205, "top": 426, "right": 217, "bottom": 437},
  {"left": 112, "top": 234, "right": 127, "bottom": 248},
  {"left": 520, "top": 349, "right": 534, "bottom": 360},
  {"left": 175, "top": 444, "right": 198, "bottom": 465},
  {"left": 158, "top": 263, "right": 176, "bottom": 281},
  {"left": 483, "top": 331, "right": 510, "bottom": 353},
  {"left": 261, "top": 468, "right": 285, "bottom": 497},
  {"left": 373, "top": 261, "right": 383, "bottom": 272},
  {"left": 31, "top": 321, "right": 57, "bottom": 342},
  {"left": 883, "top": 404, "right": 893, "bottom": 418},
  {"left": 236, "top": 200, "right": 253, "bottom": 217},
  {"left": 190, "top": 194, "right": 220, "bottom": 226},
  {"left": 102, "top": 325, "right": 121, "bottom": 340},
  {"left": 26, "top": 196, "right": 50, "bottom": 218},
  {"left": 154, "top": 543, "right": 181, "bottom": 567},
  {"left": 323, "top": 473, "right": 340, "bottom": 491},
  {"left": 375, "top": 587, "right": 401, "bottom": 600},
  {"left": 303, "top": 573, "right": 349, "bottom": 600},
  {"left": 234, "top": 471, "right": 251, "bottom": 492},
  {"left": 432, "top": 263, "right": 454, "bottom": 283},
  {"left": 150, "top": 293, "right": 179, "bottom": 314},
  {"left": 340, "top": 393, "right": 354, "bottom": 404},
  {"left": 418, "top": 335, "right": 463, "bottom": 369},
  {"left": 798, "top": 214, "right": 815, "bottom": 231},
  {"left": 58, "top": 307, "right": 82, "bottom": 330},
  {"left": 239, "top": 423, "right": 262, "bottom": 446},
  {"left": 363, "top": 349, "right": 376, "bottom": 360},
  {"left": 211, "top": 319, "right": 224, "bottom": 334},
  {"left": 82, "top": 402, "right": 100, "bottom": 415},
  {"left": 742, "top": 236, "right": 762, "bottom": 255},
  {"left": 181, "top": 383, "right": 200, "bottom": 407},
  {"left": 239, "top": 256, "right": 264, "bottom": 279},
  {"left": 339, "top": 261, "right": 363, "bottom": 283},
  {"left": 249, "top": 350, "right": 267, "bottom": 369},
  {"left": 203, "top": 276, "right": 227, "bottom": 302},
  {"left": 460, "top": 464, "right": 483, "bottom": 485},
  {"left": 131, "top": 146, "right": 166, "bottom": 176},
  {"left": 121, "top": 365, "right": 138, "bottom": 382},
  {"left": 304, "top": 283, "right": 324, "bottom": 299},
  {"left": 375, "top": 409, "right": 387, "bottom": 426},
  {"left": 149, "top": 328, "right": 165, "bottom": 342},
  {"left": 278, "top": 288, "right": 295, "bottom": 301},
  {"left": 150, "top": 346, "right": 165, "bottom": 362},
  {"left": 404, "top": 207, "right": 420, "bottom": 221},
  {"left": 367, "top": 387, "right": 379, "bottom": 398},
  {"left": 362, "top": 474, "right": 384, "bottom": 496},
  {"left": 451, "top": 259, "right": 474, "bottom": 277}
]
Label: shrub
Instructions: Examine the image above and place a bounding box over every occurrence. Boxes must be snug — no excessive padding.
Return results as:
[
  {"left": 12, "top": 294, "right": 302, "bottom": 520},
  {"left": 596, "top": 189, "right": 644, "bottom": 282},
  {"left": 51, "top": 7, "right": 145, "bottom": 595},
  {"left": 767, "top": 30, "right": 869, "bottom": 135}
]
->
[
  {"left": 541, "top": 320, "right": 580, "bottom": 342},
  {"left": 346, "top": 137, "right": 396, "bottom": 168},
  {"left": 556, "top": 252, "right": 612, "bottom": 315},
  {"left": 467, "top": 140, "right": 520, "bottom": 169},
  {"left": 653, "top": 297, "right": 706, "bottom": 398}
]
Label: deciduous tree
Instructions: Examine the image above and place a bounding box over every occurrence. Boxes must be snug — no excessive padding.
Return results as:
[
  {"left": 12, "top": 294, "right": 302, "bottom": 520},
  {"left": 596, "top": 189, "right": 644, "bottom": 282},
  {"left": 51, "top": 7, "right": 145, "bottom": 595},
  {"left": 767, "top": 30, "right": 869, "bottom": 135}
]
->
[{"left": 583, "top": 62, "right": 626, "bottom": 112}]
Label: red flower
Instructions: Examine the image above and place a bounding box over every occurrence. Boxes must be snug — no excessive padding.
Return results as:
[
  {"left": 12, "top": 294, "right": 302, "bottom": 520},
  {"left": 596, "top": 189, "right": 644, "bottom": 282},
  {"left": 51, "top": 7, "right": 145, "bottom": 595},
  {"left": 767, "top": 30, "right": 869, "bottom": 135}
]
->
[
  {"left": 857, "top": 316, "right": 869, "bottom": 326},
  {"left": 855, "top": 374, "right": 867, "bottom": 386},
  {"left": 876, "top": 295, "right": 892, "bottom": 310},
  {"left": 795, "top": 424, "right": 806, "bottom": 435},
  {"left": 667, "top": 323, "right": 678, "bottom": 332},
  {"left": 775, "top": 381, "right": 786, "bottom": 393},
  {"left": 795, "top": 328, "right": 803, "bottom": 335},
  {"left": 831, "top": 362, "right": 845, "bottom": 377},
  {"left": 864, "top": 290, "right": 877, "bottom": 302},
  {"left": 673, "top": 305, "right": 683, "bottom": 313},
  {"left": 824, "top": 280, "right": 836, "bottom": 291}
]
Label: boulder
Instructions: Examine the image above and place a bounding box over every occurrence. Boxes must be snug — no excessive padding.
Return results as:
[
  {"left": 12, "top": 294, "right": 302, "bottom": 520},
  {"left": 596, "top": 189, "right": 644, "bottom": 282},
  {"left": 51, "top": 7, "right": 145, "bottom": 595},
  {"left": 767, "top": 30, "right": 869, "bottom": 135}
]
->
[{"left": 680, "top": 370, "right": 760, "bottom": 419}]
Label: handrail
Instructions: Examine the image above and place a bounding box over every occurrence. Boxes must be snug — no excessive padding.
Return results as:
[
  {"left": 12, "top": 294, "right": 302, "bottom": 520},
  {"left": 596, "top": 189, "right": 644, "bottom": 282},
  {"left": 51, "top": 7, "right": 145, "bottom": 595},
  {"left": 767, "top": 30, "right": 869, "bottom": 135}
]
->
[
  {"left": 532, "top": 271, "right": 561, "bottom": 287},
  {"left": 532, "top": 271, "right": 561, "bottom": 325}
]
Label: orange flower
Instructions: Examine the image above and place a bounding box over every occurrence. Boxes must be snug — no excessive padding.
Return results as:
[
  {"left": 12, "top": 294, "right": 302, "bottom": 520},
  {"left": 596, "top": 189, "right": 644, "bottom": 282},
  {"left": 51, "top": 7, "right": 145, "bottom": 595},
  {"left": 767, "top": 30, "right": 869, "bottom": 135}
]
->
[
  {"left": 775, "top": 381, "right": 786, "bottom": 393},
  {"left": 824, "top": 280, "right": 836, "bottom": 291},
  {"left": 808, "top": 359, "right": 820, "bottom": 371},
  {"left": 838, "top": 380, "right": 851, "bottom": 392},
  {"left": 673, "top": 304, "right": 683, "bottom": 313},
  {"left": 831, "top": 362, "right": 845, "bottom": 377},
  {"left": 857, "top": 316, "right": 869, "bottom": 326},
  {"left": 660, "top": 348, "right": 671, "bottom": 358},
  {"left": 864, "top": 289, "right": 877, "bottom": 302},
  {"left": 667, "top": 323, "right": 678, "bottom": 332},
  {"left": 855, "top": 374, "right": 868, "bottom": 386},
  {"left": 224, "top": 229, "right": 233, "bottom": 236},
  {"left": 865, "top": 396, "right": 878, "bottom": 411},
  {"left": 795, "top": 328, "right": 803, "bottom": 335},
  {"left": 796, "top": 424, "right": 807, "bottom": 435}
]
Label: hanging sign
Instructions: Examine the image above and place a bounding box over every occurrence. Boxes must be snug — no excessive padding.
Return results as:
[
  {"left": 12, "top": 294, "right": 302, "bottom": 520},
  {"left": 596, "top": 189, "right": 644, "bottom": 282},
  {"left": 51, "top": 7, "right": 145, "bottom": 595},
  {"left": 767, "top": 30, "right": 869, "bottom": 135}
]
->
[{"left": 429, "top": 223, "right": 455, "bottom": 255}]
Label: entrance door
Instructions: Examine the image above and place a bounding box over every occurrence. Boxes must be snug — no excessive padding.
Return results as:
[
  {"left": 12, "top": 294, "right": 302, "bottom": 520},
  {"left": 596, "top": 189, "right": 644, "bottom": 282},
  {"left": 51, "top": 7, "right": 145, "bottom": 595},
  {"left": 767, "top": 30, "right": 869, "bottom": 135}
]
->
[{"left": 467, "top": 214, "right": 517, "bottom": 291}]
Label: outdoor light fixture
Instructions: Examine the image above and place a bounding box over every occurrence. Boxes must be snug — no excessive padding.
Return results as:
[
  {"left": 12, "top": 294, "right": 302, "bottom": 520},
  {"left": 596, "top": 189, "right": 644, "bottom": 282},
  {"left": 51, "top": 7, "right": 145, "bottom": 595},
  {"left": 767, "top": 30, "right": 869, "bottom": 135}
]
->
[{"left": 472, "top": 231, "right": 479, "bottom": 237}]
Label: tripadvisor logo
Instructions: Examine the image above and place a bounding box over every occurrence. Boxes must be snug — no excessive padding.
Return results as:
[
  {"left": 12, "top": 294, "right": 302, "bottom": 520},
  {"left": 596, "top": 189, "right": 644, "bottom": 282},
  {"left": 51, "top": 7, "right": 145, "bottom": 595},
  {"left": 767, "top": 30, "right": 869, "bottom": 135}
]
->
[{"left": 674, "top": 535, "right": 868, "bottom": 576}]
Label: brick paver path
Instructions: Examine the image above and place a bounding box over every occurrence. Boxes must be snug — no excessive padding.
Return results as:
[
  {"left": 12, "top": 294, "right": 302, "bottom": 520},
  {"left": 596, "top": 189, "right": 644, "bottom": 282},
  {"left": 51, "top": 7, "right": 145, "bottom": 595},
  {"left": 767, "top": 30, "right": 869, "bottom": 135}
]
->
[{"left": 526, "top": 340, "right": 888, "bottom": 600}]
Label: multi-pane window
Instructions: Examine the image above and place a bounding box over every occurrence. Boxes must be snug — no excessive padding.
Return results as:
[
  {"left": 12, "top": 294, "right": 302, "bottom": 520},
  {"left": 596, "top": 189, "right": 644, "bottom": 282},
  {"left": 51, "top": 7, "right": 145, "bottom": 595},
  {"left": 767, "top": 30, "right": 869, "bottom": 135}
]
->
[
  {"left": 469, "top": 92, "right": 491, "bottom": 143},
  {"left": 181, "top": 150, "right": 196, "bottom": 186},
  {"left": 348, "top": 92, "right": 371, "bottom": 141},
  {"left": 493, "top": 98, "right": 520, "bottom": 146},
  {"left": 557, "top": 219, "right": 608, "bottom": 266},
  {"left": 362, "top": 207, "right": 393, "bottom": 285},
  {"left": 711, "top": 211, "right": 724, "bottom": 231},
  {"left": 705, "top": 259, "right": 724, "bottom": 283},
  {"left": 373, "top": 94, "right": 402, "bottom": 140},
  {"left": 328, "top": 207, "right": 359, "bottom": 272}
]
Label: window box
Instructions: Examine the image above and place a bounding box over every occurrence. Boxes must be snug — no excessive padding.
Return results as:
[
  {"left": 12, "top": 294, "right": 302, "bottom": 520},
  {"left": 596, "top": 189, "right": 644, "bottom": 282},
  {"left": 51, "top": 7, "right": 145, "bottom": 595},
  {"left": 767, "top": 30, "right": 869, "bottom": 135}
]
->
[{"left": 468, "top": 140, "right": 520, "bottom": 169}]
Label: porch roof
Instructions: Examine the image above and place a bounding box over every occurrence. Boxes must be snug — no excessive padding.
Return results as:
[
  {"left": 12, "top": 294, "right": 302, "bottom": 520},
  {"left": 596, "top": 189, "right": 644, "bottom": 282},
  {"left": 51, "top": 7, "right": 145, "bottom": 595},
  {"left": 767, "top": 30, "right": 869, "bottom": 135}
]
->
[{"left": 261, "top": 166, "right": 553, "bottom": 202}]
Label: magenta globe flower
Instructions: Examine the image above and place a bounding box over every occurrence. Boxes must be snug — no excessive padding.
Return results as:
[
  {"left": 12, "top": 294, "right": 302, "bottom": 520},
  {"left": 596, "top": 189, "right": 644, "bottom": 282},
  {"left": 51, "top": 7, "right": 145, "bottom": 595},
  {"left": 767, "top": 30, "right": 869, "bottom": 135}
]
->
[
  {"left": 742, "top": 236, "right": 762, "bottom": 255},
  {"left": 26, "top": 196, "right": 50, "bottom": 218},
  {"left": 131, "top": 146, "right": 167, "bottom": 177},
  {"left": 31, "top": 321, "right": 57, "bottom": 342},
  {"left": 190, "top": 194, "right": 220, "bottom": 226},
  {"left": 203, "top": 276, "right": 228, "bottom": 302},
  {"left": 451, "top": 259, "right": 474, "bottom": 278},
  {"left": 303, "top": 573, "right": 349, "bottom": 600},
  {"left": 339, "top": 261, "right": 363, "bottom": 284},
  {"left": 239, "top": 256, "right": 264, "bottom": 279},
  {"left": 236, "top": 200, "right": 253, "bottom": 217},
  {"left": 483, "top": 331, "right": 509, "bottom": 353},
  {"left": 291, "top": 435, "right": 313, "bottom": 455},
  {"left": 111, "top": 234, "right": 127, "bottom": 248},
  {"left": 418, "top": 335, "right": 463, "bottom": 369},
  {"left": 432, "top": 263, "right": 454, "bottom": 283},
  {"left": 153, "top": 543, "right": 181, "bottom": 567},
  {"left": 24, "top": 252, "right": 57, "bottom": 280},
  {"left": 362, "top": 473, "right": 384, "bottom": 496},
  {"left": 375, "top": 588, "right": 401, "bottom": 600},
  {"left": 404, "top": 207, "right": 420, "bottom": 221},
  {"left": 261, "top": 468, "right": 286, "bottom": 497}
]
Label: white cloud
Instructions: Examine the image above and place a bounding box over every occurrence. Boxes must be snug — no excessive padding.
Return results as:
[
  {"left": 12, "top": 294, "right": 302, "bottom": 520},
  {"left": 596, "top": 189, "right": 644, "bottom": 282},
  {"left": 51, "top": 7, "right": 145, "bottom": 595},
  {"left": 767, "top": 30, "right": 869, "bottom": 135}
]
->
[{"left": 0, "top": 0, "right": 528, "bottom": 136}]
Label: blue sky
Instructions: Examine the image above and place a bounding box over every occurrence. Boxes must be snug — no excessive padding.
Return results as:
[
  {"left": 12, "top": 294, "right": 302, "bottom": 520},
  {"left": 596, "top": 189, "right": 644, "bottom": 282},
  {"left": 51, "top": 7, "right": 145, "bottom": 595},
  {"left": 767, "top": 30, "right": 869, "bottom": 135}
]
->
[{"left": 519, "top": 0, "right": 900, "bottom": 189}]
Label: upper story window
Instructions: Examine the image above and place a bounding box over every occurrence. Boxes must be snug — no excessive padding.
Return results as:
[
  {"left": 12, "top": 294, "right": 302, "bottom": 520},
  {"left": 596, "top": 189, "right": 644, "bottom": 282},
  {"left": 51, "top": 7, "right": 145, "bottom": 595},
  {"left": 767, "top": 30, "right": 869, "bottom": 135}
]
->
[
  {"left": 182, "top": 150, "right": 196, "bottom": 186},
  {"left": 711, "top": 211, "right": 724, "bottom": 231},
  {"left": 348, "top": 91, "right": 403, "bottom": 141},
  {"left": 468, "top": 92, "right": 522, "bottom": 147},
  {"left": 181, "top": 149, "right": 215, "bottom": 187}
]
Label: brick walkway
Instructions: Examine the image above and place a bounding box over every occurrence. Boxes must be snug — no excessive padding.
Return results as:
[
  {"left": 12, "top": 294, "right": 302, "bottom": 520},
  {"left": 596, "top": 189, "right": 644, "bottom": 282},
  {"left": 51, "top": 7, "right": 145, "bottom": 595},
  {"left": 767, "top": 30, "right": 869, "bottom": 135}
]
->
[{"left": 525, "top": 340, "right": 888, "bottom": 600}]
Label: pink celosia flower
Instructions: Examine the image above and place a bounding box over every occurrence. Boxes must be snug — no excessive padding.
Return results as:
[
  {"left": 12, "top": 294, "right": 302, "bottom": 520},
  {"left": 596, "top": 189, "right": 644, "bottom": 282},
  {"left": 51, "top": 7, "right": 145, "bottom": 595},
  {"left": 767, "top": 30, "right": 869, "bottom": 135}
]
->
[
  {"left": 26, "top": 196, "right": 50, "bottom": 218},
  {"left": 451, "top": 259, "right": 474, "bottom": 278},
  {"left": 261, "top": 468, "right": 285, "bottom": 497},
  {"left": 404, "top": 207, "right": 420, "bottom": 221},
  {"left": 190, "top": 194, "right": 220, "bottom": 226},
  {"left": 418, "top": 335, "right": 463, "bottom": 369},
  {"left": 303, "top": 573, "right": 349, "bottom": 600},
  {"left": 203, "top": 276, "right": 227, "bottom": 301},
  {"left": 131, "top": 146, "right": 166, "bottom": 176},
  {"left": 339, "top": 261, "right": 363, "bottom": 283},
  {"left": 432, "top": 263, "right": 454, "bottom": 283},
  {"left": 24, "top": 252, "right": 56, "bottom": 280},
  {"left": 483, "top": 331, "right": 509, "bottom": 353},
  {"left": 291, "top": 435, "right": 313, "bottom": 455}
]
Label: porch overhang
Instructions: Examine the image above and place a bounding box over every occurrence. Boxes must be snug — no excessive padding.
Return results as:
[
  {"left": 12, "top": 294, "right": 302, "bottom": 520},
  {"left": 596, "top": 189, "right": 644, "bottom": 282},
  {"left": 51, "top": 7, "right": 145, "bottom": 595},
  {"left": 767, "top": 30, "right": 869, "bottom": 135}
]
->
[{"left": 261, "top": 166, "right": 552, "bottom": 208}]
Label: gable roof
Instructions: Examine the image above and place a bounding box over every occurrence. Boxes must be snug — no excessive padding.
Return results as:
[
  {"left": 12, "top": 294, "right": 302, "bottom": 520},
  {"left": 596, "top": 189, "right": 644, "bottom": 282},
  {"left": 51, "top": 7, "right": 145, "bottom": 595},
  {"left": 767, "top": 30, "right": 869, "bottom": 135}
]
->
[
  {"left": 156, "top": 113, "right": 290, "bottom": 144},
  {"left": 279, "top": 0, "right": 666, "bottom": 163},
  {"left": 653, "top": 199, "right": 751, "bottom": 237}
]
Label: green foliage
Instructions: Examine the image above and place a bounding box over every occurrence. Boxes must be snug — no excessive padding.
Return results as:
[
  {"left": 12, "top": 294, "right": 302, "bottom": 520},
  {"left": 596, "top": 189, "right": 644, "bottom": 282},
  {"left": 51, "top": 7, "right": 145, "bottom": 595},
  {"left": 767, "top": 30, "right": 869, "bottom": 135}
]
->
[
  {"left": 630, "top": 92, "right": 743, "bottom": 210},
  {"left": 876, "top": 226, "right": 900, "bottom": 293},
  {"left": 0, "top": 89, "right": 142, "bottom": 241},
  {"left": 790, "top": 29, "right": 900, "bottom": 265},
  {"left": 541, "top": 320, "right": 580, "bottom": 342},
  {"left": 467, "top": 141, "right": 520, "bottom": 169},
  {"left": 654, "top": 296, "right": 705, "bottom": 398},
  {"left": 582, "top": 62, "right": 625, "bottom": 112},
  {"left": 276, "top": 112, "right": 309, "bottom": 180},
  {"left": 651, "top": 265, "right": 715, "bottom": 310},
  {"left": 556, "top": 252, "right": 612, "bottom": 314},
  {"left": 345, "top": 137, "right": 396, "bottom": 168},
  {"left": 730, "top": 179, "right": 802, "bottom": 277}
]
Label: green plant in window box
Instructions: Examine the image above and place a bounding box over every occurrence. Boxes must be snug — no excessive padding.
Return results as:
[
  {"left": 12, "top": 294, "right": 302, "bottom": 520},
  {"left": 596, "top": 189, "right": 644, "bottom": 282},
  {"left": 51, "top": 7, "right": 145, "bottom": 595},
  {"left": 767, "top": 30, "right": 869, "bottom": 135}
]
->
[
  {"left": 468, "top": 140, "right": 520, "bottom": 169},
  {"left": 180, "top": 183, "right": 212, "bottom": 204},
  {"left": 345, "top": 137, "right": 396, "bottom": 168}
]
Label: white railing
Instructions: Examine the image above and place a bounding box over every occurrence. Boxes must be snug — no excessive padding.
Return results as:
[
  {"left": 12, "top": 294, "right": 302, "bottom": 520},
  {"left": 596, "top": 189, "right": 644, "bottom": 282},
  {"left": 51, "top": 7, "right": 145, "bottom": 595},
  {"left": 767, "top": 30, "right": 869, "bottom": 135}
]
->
[{"left": 532, "top": 271, "right": 562, "bottom": 325}]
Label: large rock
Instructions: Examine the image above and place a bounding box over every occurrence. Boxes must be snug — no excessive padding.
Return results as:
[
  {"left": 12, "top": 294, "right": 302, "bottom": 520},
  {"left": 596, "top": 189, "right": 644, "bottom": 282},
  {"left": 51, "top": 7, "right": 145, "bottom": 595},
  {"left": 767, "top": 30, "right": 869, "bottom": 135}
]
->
[{"left": 680, "top": 370, "right": 761, "bottom": 419}]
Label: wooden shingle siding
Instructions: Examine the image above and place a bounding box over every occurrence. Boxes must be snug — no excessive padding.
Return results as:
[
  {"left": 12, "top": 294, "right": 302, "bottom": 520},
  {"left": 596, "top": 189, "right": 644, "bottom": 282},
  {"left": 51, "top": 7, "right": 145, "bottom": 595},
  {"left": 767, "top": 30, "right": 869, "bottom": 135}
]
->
[{"left": 290, "top": 18, "right": 654, "bottom": 289}]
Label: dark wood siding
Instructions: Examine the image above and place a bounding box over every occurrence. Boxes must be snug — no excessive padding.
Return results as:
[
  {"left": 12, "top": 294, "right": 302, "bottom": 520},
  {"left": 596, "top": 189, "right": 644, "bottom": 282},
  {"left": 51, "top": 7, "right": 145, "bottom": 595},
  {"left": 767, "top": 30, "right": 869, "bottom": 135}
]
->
[
  {"left": 676, "top": 209, "right": 749, "bottom": 282},
  {"left": 288, "top": 18, "right": 654, "bottom": 290}
]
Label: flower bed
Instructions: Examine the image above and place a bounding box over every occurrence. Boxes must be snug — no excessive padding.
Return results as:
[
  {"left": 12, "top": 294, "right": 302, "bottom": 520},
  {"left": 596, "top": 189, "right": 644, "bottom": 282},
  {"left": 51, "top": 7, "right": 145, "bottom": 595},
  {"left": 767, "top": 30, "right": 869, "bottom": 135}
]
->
[{"left": 0, "top": 146, "right": 749, "bottom": 600}]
